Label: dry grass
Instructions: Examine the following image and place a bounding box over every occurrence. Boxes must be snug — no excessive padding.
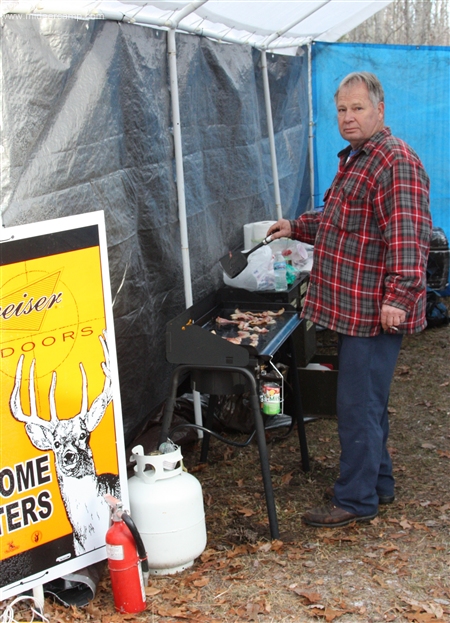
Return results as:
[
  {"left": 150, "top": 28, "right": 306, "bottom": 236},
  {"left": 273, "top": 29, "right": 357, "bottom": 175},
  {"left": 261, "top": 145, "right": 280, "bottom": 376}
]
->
[{"left": 3, "top": 318, "right": 450, "bottom": 623}]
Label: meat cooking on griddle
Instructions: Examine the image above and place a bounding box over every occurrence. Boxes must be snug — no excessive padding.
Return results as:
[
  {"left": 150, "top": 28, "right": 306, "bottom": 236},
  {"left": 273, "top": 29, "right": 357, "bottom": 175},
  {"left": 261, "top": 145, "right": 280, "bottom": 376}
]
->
[{"left": 214, "top": 308, "right": 285, "bottom": 345}]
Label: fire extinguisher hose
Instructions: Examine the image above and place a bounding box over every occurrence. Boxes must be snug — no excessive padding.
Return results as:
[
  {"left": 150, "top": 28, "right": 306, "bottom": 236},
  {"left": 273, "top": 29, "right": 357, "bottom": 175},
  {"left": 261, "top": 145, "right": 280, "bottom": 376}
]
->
[{"left": 121, "top": 512, "right": 149, "bottom": 575}]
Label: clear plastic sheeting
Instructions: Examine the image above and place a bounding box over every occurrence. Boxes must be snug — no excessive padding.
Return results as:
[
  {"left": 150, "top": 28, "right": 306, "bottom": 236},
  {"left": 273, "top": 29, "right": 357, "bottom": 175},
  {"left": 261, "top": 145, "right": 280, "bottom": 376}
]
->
[
  {"left": 1, "top": 17, "right": 310, "bottom": 439},
  {"left": 312, "top": 41, "right": 450, "bottom": 238}
]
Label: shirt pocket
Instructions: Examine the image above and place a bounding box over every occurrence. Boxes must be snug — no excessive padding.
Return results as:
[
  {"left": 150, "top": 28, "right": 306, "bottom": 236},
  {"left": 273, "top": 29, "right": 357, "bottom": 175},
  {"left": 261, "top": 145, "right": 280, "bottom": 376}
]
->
[{"left": 330, "top": 184, "right": 370, "bottom": 233}]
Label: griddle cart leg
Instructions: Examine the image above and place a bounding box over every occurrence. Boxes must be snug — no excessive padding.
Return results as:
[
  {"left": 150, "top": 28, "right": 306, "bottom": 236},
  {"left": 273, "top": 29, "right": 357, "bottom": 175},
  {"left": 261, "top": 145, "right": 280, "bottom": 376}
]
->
[
  {"left": 230, "top": 367, "right": 279, "bottom": 540},
  {"left": 248, "top": 388, "right": 280, "bottom": 539},
  {"left": 288, "top": 335, "right": 310, "bottom": 472},
  {"left": 159, "top": 364, "right": 280, "bottom": 540}
]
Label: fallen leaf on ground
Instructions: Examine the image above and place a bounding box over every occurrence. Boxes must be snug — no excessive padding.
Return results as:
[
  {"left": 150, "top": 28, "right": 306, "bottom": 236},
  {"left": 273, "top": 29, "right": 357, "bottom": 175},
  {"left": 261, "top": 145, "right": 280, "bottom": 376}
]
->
[
  {"left": 291, "top": 588, "right": 323, "bottom": 603},
  {"left": 323, "top": 535, "right": 358, "bottom": 543},
  {"left": 246, "top": 600, "right": 266, "bottom": 620},
  {"left": 412, "top": 521, "right": 431, "bottom": 531},
  {"left": 372, "top": 574, "right": 389, "bottom": 588},
  {"left": 226, "top": 544, "right": 253, "bottom": 557},
  {"left": 237, "top": 507, "right": 255, "bottom": 517},
  {"left": 190, "top": 463, "right": 208, "bottom": 473},
  {"left": 223, "top": 446, "right": 234, "bottom": 460},
  {"left": 157, "top": 606, "right": 188, "bottom": 618},
  {"left": 404, "top": 611, "right": 443, "bottom": 622},
  {"left": 204, "top": 492, "right": 213, "bottom": 506},
  {"left": 270, "top": 539, "right": 284, "bottom": 551},
  {"left": 200, "top": 548, "right": 221, "bottom": 562},
  {"left": 281, "top": 471, "right": 294, "bottom": 485},
  {"left": 308, "top": 606, "right": 349, "bottom": 621},
  {"left": 193, "top": 577, "right": 209, "bottom": 587},
  {"left": 382, "top": 545, "right": 400, "bottom": 555}
]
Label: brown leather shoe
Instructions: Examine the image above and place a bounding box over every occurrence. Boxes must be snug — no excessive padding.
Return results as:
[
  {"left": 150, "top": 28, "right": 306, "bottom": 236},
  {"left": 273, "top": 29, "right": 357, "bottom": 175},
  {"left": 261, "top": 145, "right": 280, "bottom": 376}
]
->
[
  {"left": 324, "top": 485, "right": 395, "bottom": 505},
  {"left": 302, "top": 504, "right": 378, "bottom": 527}
]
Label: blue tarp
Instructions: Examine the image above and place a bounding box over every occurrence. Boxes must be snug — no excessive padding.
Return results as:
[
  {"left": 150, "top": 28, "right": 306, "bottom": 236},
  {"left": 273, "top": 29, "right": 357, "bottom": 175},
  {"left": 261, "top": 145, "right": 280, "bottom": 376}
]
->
[{"left": 311, "top": 42, "right": 450, "bottom": 240}]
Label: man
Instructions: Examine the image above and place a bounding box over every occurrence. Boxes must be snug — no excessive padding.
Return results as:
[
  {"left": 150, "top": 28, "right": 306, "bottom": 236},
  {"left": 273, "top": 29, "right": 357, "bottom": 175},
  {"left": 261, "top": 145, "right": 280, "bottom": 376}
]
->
[{"left": 268, "top": 72, "right": 431, "bottom": 527}]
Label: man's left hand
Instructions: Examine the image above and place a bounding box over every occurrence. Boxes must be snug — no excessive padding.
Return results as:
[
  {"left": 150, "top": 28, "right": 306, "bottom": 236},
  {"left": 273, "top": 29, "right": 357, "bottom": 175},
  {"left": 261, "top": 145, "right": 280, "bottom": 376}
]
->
[{"left": 381, "top": 304, "right": 406, "bottom": 331}]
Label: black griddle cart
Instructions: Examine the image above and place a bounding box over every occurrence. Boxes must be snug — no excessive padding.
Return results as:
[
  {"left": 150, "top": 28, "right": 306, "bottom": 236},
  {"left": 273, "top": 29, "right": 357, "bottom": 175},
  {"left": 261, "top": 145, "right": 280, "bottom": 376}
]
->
[{"left": 160, "top": 287, "right": 310, "bottom": 539}]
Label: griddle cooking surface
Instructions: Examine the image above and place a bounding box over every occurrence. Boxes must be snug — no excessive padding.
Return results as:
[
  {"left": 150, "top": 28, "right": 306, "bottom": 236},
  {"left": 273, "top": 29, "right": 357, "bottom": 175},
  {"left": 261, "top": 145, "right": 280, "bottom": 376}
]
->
[
  {"left": 166, "top": 289, "right": 301, "bottom": 366},
  {"left": 202, "top": 305, "right": 292, "bottom": 353}
]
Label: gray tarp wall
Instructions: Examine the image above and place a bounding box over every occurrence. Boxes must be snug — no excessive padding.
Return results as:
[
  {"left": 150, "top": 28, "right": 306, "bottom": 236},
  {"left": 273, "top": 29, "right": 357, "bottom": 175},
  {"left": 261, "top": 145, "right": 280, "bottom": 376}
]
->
[{"left": 2, "top": 17, "right": 310, "bottom": 441}]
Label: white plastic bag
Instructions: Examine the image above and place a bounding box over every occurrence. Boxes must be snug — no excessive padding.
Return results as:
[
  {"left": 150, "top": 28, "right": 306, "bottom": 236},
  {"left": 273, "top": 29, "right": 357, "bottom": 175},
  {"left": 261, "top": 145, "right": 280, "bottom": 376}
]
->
[
  {"left": 223, "top": 245, "right": 275, "bottom": 291},
  {"left": 222, "top": 240, "right": 314, "bottom": 291}
]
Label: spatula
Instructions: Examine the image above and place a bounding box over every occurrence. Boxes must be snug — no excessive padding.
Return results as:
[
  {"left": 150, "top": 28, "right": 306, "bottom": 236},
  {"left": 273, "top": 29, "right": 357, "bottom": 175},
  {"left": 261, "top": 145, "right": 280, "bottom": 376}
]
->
[{"left": 220, "top": 236, "right": 273, "bottom": 279}]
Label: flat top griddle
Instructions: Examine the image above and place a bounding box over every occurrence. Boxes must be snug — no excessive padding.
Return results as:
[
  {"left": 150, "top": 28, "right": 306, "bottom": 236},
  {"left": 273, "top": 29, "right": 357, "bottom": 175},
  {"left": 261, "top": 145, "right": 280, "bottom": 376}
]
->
[{"left": 166, "top": 288, "right": 301, "bottom": 367}]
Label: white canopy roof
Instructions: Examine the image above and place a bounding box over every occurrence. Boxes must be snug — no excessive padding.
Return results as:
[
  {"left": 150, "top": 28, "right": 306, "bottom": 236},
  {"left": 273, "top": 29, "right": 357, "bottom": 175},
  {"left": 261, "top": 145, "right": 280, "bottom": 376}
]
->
[{"left": 4, "top": 0, "right": 393, "bottom": 53}]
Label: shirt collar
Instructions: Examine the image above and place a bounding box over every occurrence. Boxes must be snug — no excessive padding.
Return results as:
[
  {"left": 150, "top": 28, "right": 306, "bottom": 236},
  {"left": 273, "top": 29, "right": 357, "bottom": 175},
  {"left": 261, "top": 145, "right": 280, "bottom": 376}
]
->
[{"left": 338, "top": 127, "right": 392, "bottom": 160}]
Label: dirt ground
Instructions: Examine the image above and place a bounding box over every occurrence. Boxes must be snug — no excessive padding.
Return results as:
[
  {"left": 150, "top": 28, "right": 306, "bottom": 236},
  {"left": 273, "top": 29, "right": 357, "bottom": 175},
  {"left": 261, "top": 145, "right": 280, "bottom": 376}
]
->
[{"left": 3, "top": 314, "right": 450, "bottom": 623}]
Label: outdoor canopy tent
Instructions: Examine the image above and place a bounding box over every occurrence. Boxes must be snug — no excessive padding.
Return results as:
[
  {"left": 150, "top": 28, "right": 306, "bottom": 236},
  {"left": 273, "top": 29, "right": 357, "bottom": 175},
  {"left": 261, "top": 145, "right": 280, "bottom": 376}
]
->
[
  {"left": 3, "top": 1, "right": 394, "bottom": 49},
  {"left": 2, "top": 0, "right": 400, "bottom": 441},
  {"left": 2, "top": 0, "right": 395, "bottom": 297}
]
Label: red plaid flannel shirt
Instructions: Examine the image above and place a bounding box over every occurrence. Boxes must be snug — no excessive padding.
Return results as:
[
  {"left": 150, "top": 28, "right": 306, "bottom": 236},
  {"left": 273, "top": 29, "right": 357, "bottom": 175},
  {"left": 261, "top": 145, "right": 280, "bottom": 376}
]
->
[{"left": 291, "top": 128, "right": 432, "bottom": 336}]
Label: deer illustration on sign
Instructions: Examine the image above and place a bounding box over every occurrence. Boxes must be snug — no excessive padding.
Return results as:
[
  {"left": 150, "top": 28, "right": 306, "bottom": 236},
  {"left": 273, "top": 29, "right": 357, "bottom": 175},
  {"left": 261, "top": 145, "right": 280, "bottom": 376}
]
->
[{"left": 9, "top": 331, "right": 120, "bottom": 556}]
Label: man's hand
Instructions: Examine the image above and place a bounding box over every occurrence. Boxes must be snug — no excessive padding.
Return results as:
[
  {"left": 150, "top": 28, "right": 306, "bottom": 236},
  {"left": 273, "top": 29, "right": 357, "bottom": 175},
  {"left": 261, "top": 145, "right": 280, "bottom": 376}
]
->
[
  {"left": 267, "top": 219, "right": 292, "bottom": 240},
  {"left": 381, "top": 304, "right": 406, "bottom": 332}
]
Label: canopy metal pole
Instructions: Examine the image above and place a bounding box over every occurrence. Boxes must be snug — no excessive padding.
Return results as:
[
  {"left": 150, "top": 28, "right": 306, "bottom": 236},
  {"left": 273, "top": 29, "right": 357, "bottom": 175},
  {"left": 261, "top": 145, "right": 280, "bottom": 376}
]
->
[
  {"left": 167, "top": 26, "right": 204, "bottom": 437},
  {"left": 166, "top": 2, "right": 209, "bottom": 438},
  {"left": 260, "top": 0, "right": 331, "bottom": 49},
  {"left": 307, "top": 42, "right": 315, "bottom": 211},
  {"left": 257, "top": 4, "right": 330, "bottom": 220},
  {"left": 261, "top": 50, "right": 282, "bottom": 220},
  {"left": 167, "top": 28, "right": 192, "bottom": 309},
  {"left": 165, "top": 0, "right": 209, "bottom": 27},
  {"left": 164, "top": 2, "right": 208, "bottom": 288}
]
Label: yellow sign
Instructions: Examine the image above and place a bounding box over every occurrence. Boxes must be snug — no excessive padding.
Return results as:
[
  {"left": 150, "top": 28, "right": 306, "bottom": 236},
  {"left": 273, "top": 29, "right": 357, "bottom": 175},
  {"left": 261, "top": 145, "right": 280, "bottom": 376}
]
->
[{"left": 0, "top": 212, "right": 128, "bottom": 600}]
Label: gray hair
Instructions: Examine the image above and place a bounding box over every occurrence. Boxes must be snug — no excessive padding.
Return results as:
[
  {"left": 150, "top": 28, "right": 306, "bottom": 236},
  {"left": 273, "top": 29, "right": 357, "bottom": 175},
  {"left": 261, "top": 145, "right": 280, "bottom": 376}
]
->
[{"left": 334, "top": 72, "right": 384, "bottom": 108}]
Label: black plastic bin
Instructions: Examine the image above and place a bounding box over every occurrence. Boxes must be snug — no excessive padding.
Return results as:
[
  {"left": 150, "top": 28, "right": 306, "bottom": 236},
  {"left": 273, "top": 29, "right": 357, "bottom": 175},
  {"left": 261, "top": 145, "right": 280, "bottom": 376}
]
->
[
  {"left": 298, "top": 354, "right": 339, "bottom": 417},
  {"left": 427, "top": 227, "right": 450, "bottom": 291}
]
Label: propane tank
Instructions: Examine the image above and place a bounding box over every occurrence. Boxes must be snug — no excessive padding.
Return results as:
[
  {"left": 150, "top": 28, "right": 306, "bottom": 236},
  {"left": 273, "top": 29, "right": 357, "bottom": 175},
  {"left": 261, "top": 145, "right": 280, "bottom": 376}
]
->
[
  {"left": 128, "top": 443, "right": 207, "bottom": 575},
  {"left": 105, "top": 495, "right": 149, "bottom": 613}
]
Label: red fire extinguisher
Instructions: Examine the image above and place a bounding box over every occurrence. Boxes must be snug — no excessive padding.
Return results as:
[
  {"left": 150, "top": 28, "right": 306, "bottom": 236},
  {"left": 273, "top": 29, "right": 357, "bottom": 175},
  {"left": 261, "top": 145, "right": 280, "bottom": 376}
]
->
[{"left": 105, "top": 495, "right": 149, "bottom": 614}]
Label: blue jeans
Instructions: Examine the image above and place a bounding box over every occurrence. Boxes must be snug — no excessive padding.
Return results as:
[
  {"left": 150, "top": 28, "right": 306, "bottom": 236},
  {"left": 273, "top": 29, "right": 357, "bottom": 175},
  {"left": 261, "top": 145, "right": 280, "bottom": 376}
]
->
[{"left": 332, "top": 332, "right": 403, "bottom": 515}]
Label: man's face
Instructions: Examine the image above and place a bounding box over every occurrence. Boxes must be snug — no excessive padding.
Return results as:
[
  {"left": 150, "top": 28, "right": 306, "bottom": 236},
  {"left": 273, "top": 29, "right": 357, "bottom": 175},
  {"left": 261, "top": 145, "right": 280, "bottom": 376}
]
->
[{"left": 336, "top": 82, "right": 384, "bottom": 150}]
